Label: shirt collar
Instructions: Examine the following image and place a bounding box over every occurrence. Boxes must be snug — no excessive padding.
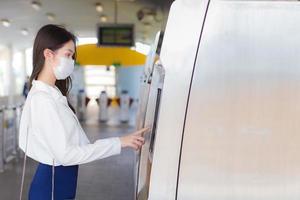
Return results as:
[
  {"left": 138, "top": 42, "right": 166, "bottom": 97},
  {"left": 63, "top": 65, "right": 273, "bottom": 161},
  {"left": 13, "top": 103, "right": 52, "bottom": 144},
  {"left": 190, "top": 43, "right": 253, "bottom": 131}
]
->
[{"left": 31, "top": 80, "right": 64, "bottom": 100}]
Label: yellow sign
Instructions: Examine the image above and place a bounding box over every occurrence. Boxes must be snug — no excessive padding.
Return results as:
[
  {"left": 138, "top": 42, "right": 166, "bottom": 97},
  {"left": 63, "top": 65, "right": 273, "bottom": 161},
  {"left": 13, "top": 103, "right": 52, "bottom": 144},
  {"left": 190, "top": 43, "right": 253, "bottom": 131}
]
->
[{"left": 76, "top": 44, "right": 146, "bottom": 66}]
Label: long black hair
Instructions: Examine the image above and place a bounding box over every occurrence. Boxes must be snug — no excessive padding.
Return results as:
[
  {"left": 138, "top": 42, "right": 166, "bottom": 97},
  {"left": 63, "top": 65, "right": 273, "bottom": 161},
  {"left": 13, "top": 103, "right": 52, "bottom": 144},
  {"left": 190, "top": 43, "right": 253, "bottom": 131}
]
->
[{"left": 30, "top": 24, "right": 77, "bottom": 113}]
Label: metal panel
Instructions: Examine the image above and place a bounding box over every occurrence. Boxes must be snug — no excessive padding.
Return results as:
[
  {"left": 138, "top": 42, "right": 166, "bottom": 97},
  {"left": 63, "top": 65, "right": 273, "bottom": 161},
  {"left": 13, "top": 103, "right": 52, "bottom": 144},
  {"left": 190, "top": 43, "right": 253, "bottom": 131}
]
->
[
  {"left": 134, "top": 31, "right": 164, "bottom": 199},
  {"left": 177, "top": 1, "right": 300, "bottom": 199},
  {"left": 147, "top": 0, "right": 210, "bottom": 199},
  {"left": 135, "top": 31, "right": 163, "bottom": 135},
  {"left": 137, "top": 62, "right": 165, "bottom": 200}
]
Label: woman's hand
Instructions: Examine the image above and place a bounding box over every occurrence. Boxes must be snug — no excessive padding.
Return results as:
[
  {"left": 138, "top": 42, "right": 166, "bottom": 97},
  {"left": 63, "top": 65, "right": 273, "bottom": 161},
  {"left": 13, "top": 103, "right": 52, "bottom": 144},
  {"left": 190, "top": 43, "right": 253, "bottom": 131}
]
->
[{"left": 120, "top": 127, "right": 150, "bottom": 150}]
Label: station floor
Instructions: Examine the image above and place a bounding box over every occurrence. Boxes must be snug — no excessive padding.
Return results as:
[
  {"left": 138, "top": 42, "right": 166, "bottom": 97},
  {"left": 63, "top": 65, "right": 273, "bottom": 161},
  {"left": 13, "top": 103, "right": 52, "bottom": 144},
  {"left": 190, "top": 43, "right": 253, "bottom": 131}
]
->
[{"left": 0, "top": 101, "right": 137, "bottom": 200}]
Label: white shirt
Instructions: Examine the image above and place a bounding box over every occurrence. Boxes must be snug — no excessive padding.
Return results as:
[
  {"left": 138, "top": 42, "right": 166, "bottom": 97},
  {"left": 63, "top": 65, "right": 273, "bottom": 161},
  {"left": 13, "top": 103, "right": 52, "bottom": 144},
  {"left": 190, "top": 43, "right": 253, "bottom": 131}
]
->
[{"left": 18, "top": 80, "right": 121, "bottom": 166}]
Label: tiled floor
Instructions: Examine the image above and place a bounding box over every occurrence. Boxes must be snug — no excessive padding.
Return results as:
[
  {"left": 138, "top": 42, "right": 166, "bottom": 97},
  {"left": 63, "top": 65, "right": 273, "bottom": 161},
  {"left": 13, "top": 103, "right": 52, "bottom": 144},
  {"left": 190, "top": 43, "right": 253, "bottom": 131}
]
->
[{"left": 0, "top": 122, "right": 137, "bottom": 200}]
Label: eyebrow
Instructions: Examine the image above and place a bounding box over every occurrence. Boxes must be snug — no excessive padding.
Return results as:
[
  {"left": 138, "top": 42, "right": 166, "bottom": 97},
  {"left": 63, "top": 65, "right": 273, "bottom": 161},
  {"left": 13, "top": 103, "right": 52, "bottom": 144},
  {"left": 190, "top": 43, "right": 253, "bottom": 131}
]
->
[{"left": 67, "top": 49, "right": 74, "bottom": 54}]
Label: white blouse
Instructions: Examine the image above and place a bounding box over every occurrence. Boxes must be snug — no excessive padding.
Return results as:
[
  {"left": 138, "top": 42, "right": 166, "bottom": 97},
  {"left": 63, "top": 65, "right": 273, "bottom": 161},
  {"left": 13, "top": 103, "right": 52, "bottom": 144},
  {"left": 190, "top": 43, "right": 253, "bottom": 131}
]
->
[{"left": 18, "top": 80, "right": 121, "bottom": 166}]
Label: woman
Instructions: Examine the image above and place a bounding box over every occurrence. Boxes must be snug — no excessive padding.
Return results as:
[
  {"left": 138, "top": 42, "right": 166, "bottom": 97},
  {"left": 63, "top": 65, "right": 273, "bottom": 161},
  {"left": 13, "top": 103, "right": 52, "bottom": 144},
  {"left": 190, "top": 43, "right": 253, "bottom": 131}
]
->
[{"left": 18, "top": 24, "right": 148, "bottom": 200}]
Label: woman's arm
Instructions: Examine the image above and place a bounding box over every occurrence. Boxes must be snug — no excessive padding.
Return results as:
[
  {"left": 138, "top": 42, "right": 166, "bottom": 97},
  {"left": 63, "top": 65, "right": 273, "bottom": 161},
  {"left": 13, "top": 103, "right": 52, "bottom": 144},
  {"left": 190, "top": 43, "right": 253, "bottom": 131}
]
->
[{"left": 30, "top": 92, "right": 123, "bottom": 166}]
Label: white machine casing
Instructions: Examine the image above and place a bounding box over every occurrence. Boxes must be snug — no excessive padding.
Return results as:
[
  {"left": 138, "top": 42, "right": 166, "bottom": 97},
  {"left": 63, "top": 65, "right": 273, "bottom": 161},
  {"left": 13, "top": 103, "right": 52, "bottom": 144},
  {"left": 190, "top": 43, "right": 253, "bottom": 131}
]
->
[{"left": 134, "top": 0, "right": 300, "bottom": 199}]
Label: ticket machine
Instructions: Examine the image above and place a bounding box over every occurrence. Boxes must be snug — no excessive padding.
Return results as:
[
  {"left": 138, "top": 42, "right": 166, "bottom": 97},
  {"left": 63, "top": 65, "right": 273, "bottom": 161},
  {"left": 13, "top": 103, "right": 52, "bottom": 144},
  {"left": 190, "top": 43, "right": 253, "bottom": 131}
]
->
[{"left": 135, "top": 0, "right": 300, "bottom": 199}]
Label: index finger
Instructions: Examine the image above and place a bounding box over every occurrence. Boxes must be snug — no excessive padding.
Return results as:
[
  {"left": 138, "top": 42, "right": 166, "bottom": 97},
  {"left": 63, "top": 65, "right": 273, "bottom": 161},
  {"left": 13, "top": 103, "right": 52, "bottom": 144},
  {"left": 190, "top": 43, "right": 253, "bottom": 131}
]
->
[{"left": 134, "top": 127, "right": 151, "bottom": 135}]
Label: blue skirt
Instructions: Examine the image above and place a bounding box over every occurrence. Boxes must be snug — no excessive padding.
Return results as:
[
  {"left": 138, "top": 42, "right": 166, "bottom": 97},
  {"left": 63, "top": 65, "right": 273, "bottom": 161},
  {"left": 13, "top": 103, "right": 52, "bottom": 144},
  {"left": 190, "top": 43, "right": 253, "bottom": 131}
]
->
[{"left": 29, "top": 163, "right": 79, "bottom": 200}]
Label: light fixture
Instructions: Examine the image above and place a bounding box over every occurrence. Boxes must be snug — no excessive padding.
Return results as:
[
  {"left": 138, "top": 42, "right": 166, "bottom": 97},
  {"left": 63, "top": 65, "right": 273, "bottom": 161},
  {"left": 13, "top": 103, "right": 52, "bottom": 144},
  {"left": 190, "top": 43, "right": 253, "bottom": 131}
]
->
[
  {"left": 77, "top": 37, "right": 98, "bottom": 45},
  {"left": 1, "top": 19, "right": 10, "bottom": 27},
  {"left": 21, "top": 28, "right": 29, "bottom": 36},
  {"left": 144, "top": 13, "right": 155, "bottom": 22},
  {"left": 135, "top": 42, "right": 151, "bottom": 55},
  {"left": 31, "top": 1, "right": 41, "bottom": 11},
  {"left": 46, "top": 13, "right": 55, "bottom": 21},
  {"left": 95, "top": 3, "right": 103, "bottom": 12},
  {"left": 99, "top": 14, "right": 108, "bottom": 23},
  {"left": 137, "top": 7, "right": 162, "bottom": 23},
  {"left": 143, "top": 22, "right": 152, "bottom": 30}
]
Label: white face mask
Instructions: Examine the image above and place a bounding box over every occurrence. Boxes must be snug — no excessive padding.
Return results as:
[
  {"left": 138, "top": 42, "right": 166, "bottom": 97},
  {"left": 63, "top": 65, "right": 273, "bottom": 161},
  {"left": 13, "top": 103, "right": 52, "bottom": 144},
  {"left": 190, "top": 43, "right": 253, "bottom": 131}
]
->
[{"left": 53, "top": 57, "right": 75, "bottom": 80}]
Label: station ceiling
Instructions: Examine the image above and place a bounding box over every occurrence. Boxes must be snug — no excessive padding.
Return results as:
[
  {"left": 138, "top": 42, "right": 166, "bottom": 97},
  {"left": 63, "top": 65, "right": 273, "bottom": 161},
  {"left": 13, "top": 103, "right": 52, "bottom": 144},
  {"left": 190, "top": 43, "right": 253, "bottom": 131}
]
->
[{"left": 0, "top": 0, "right": 173, "bottom": 50}]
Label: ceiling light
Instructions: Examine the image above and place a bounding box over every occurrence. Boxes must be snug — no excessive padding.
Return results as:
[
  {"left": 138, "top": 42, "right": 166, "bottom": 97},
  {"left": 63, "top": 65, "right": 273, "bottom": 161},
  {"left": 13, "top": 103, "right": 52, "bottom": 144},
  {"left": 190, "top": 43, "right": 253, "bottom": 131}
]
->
[
  {"left": 21, "top": 28, "right": 29, "bottom": 36},
  {"left": 1, "top": 19, "right": 10, "bottom": 27},
  {"left": 144, "top": 13, "right": 155, "bottom": 22},
  {"left": 46, "top": 13, "right": 55, "bottom": 21},
  {"left": 95, "top": 3, "right": 103, "bottom": 12},
  {"left": 143, "top": 22, "right": 152, "bottom": 30},
  {"left": 100, "top": 15, "right": 108, "bottom": 23},
  {"left": 31, "top": 1, "right": 41, "bottom": 11}
]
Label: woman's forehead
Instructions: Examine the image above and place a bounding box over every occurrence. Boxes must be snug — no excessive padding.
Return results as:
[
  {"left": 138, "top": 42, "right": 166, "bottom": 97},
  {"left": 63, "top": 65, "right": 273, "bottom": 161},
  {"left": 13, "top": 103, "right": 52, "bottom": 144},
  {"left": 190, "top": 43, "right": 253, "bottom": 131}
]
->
[{"left": 60, "top": 40, "right": 75, "bottom": 52}]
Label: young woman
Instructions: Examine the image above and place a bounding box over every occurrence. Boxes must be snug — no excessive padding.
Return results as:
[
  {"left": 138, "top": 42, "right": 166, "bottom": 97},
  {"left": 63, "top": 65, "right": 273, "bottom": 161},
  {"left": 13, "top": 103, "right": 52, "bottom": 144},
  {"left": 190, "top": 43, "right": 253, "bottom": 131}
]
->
[{"left": 18, "top": 24, "right": 148, "bottom": 200}]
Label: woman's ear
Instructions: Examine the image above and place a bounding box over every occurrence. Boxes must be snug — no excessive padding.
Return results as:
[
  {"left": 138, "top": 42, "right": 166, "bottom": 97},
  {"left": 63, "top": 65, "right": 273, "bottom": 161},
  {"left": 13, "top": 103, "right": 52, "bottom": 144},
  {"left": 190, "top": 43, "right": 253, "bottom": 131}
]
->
[{"left": 43, "top": 49, "right": 54, "bottom": 61}]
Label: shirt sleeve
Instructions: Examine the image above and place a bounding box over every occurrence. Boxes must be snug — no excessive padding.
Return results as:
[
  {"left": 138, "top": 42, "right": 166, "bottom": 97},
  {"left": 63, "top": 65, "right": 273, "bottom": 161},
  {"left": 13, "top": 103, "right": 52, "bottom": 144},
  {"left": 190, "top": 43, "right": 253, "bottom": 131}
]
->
[{"left": 30, "top": 92, "right": 122, "bottom": 166}]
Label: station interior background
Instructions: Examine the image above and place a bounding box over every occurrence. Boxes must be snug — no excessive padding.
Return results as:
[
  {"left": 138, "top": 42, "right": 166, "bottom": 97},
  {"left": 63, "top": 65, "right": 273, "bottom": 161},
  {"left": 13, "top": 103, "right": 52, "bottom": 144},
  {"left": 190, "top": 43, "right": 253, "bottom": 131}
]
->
[{"left": 0, "top": 0, "right": 173, "bottom": 199}]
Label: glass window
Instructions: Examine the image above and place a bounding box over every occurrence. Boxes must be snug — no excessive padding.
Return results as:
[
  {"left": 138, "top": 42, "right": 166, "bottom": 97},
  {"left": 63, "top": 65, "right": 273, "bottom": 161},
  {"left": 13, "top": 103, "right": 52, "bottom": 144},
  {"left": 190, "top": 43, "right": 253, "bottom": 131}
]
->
[
  {"left": 0, "top": 48, "right": 9, "bottom": 96},
  {"left": 84, "top": 65, "right": 116, "bottom": 98},
  {"left": 25, "top": 48, "right": 33, "bottom": 76},
  {"left": 13, "top": 51, "right": 25, "bottom": 95}
]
